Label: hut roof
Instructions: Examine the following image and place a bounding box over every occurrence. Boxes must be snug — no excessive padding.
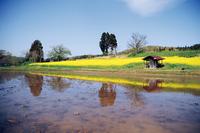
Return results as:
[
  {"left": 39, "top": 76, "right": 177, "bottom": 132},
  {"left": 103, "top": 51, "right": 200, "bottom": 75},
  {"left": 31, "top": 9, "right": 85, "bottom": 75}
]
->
[{"left": 143, "top": 56, "right": 165, "bottom": 61}]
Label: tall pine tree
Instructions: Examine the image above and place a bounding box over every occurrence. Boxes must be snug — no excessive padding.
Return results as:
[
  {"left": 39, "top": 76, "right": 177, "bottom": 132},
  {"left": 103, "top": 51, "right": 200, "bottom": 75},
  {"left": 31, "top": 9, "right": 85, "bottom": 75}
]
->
[
  {"left": 28, "top": 40, "right": 44, "bottom": 62},
  {"left": 109, "top": 34, "right": 117, "bottom": 55},
  {"left": 99, "top": 32, "right": 117, "bottom": 55}
]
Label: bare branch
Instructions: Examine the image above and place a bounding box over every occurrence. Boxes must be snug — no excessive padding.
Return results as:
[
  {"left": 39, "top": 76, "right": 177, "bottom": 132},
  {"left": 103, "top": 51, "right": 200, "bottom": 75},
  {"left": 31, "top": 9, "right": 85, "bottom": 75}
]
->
[{"left": 128, "top": 33, "right": 147, "bottom": 54}]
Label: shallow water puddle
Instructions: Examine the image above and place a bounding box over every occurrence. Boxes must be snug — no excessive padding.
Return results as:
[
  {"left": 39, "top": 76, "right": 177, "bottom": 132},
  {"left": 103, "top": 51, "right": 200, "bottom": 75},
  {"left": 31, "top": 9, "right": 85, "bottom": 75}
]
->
[{"left": 0, "top": 72, "right": 200, "bottom": 133}]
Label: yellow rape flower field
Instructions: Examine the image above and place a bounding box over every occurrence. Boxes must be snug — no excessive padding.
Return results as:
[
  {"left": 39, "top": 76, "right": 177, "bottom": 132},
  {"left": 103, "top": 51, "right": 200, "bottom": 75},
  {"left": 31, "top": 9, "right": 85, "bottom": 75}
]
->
[
  {"left": 30, "top": 57, "right": 143, "bottom": 67},
  {"left": 30, "top": 56, "right": 200, "bottom": 67},
  {"left": 164, "top": 56, "right": 200, "bottom": 66}
]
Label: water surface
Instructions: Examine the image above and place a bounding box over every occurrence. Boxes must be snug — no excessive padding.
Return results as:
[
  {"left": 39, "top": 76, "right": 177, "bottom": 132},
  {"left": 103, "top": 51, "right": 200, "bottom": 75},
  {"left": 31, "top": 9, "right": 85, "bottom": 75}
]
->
[{"left": 0, "top": 72, "right": 200, "bottom": 133}]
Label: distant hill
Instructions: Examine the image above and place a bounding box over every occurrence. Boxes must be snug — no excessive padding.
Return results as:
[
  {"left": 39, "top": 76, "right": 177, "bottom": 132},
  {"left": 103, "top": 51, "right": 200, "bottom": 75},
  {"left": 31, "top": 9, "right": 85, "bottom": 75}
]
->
[
  {"left": 118, "top": 44, "right": 200, "bottom": 58},
  {"left": 128, "top": 50, "right": 200, "bottom": 58}
]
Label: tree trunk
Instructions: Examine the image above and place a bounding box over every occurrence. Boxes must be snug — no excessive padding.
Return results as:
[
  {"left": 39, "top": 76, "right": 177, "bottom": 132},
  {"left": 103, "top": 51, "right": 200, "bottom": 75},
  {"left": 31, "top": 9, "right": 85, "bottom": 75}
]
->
[{"left": 114, "top": 48, "right": 117, "bottom": 55}]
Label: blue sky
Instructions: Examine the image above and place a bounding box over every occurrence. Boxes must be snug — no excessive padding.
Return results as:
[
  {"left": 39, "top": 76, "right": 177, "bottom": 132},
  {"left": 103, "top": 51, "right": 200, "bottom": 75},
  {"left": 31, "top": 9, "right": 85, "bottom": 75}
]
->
[{"left": 0, "top": 0, "right": 200, "bottom": 57}]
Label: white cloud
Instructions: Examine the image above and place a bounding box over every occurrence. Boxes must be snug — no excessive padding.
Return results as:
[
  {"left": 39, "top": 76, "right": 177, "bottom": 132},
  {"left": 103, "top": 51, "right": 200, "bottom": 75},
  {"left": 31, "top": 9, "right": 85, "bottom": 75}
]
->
[{"left": 122, "top": 0, "right": 186, "bottom": 16}]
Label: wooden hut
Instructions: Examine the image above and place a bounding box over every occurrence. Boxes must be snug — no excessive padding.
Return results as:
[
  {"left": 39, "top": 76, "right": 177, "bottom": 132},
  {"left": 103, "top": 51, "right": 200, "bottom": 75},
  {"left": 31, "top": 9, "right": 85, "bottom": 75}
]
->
[{"left": 143, "top": 56, "right": 165, "bottom": 68}]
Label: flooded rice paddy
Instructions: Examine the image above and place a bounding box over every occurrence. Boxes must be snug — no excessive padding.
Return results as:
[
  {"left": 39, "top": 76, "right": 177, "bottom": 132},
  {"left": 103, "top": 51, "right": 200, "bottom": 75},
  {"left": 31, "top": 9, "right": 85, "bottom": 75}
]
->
[{"left": 0, "top": 71, "right": 200, "bottom": 133}]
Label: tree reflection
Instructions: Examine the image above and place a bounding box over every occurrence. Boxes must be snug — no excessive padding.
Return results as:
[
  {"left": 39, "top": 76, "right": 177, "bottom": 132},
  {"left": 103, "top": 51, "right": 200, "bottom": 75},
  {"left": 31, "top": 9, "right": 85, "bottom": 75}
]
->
[
  {"left": 47, "top": 77, "right": 71, "bottom": 92},
  {"left": 143, "top": 79, "right": 163, "bottom": 92},
  {"left": 25, "top": 74, "right": 43, "bottom": 96},
  {"left": 124, "top": 85, "right": 144, "bottom": 107},
  {"left": 98, "top": 83, "right": 116, "bottom": 107}
]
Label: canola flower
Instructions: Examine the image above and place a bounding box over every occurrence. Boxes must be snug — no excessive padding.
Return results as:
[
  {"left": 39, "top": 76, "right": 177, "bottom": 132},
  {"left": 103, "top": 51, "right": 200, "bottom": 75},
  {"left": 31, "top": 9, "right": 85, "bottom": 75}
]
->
[
  {"left": 30, "top": 72, "right": 200, "bottom": 90},
  {"left": 30, "top": 57, "right": 143, "bottom": 67},
  {"left": 164, "top": 56, "right": 200, "bottom": 66},
  {"left": 30, "top": 56, "right": 200, "bottom": 67}
]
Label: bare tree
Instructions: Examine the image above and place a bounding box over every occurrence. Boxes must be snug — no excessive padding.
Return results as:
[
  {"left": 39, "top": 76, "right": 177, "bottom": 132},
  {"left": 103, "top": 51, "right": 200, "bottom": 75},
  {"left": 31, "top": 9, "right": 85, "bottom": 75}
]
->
[
  {"left": 128, "top": 33, "right": 147, "bottom": 54},
  {"left": 48, "top": 44, "right": 71, "bottom": 61}
]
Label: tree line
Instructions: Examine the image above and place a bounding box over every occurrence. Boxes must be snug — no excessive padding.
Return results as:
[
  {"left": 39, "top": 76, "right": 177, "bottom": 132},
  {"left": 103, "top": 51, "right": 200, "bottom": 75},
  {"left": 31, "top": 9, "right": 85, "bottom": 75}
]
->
[
  {"left": 0, "top": 32, "right": 199, "bottom": 66},
  {"left": 0, "top": 50, "right": 24, "bottom": 66},
  {"left": 176, "top": 44, "right": 200, "bottom": 51},
  {"left": 0, "top": 32, "right": 147, "bottom": 66},
  {"left": 25, "top": 40, "right": 71, "bottom": 62},
  {"left": 25, "top": 32, "right": 146, "bottom": 63}
]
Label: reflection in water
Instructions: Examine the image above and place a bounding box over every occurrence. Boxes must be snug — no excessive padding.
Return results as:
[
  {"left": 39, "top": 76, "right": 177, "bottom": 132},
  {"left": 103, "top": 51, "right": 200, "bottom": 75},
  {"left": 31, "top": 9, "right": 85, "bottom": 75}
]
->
[
  {"left": 98, "top": 83, "right": 116, "bottom": 106},
  {"left": 25, "top": 74, "right": 43, "bottom": 96},
  {"left": 1, "top": 72, "right": 200, "bottom": 133},
  {"left": 143, "top": 80, "right": 163, "bottom": 92},
  {"left": 47, "top": 77, "right": 71, "bottom": 92},
  {"left": 0, "top": 72, "right": 22, "bottom": 84},
  {"left": 125, "top": 85, "right": 144, "bottom": 107}
]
